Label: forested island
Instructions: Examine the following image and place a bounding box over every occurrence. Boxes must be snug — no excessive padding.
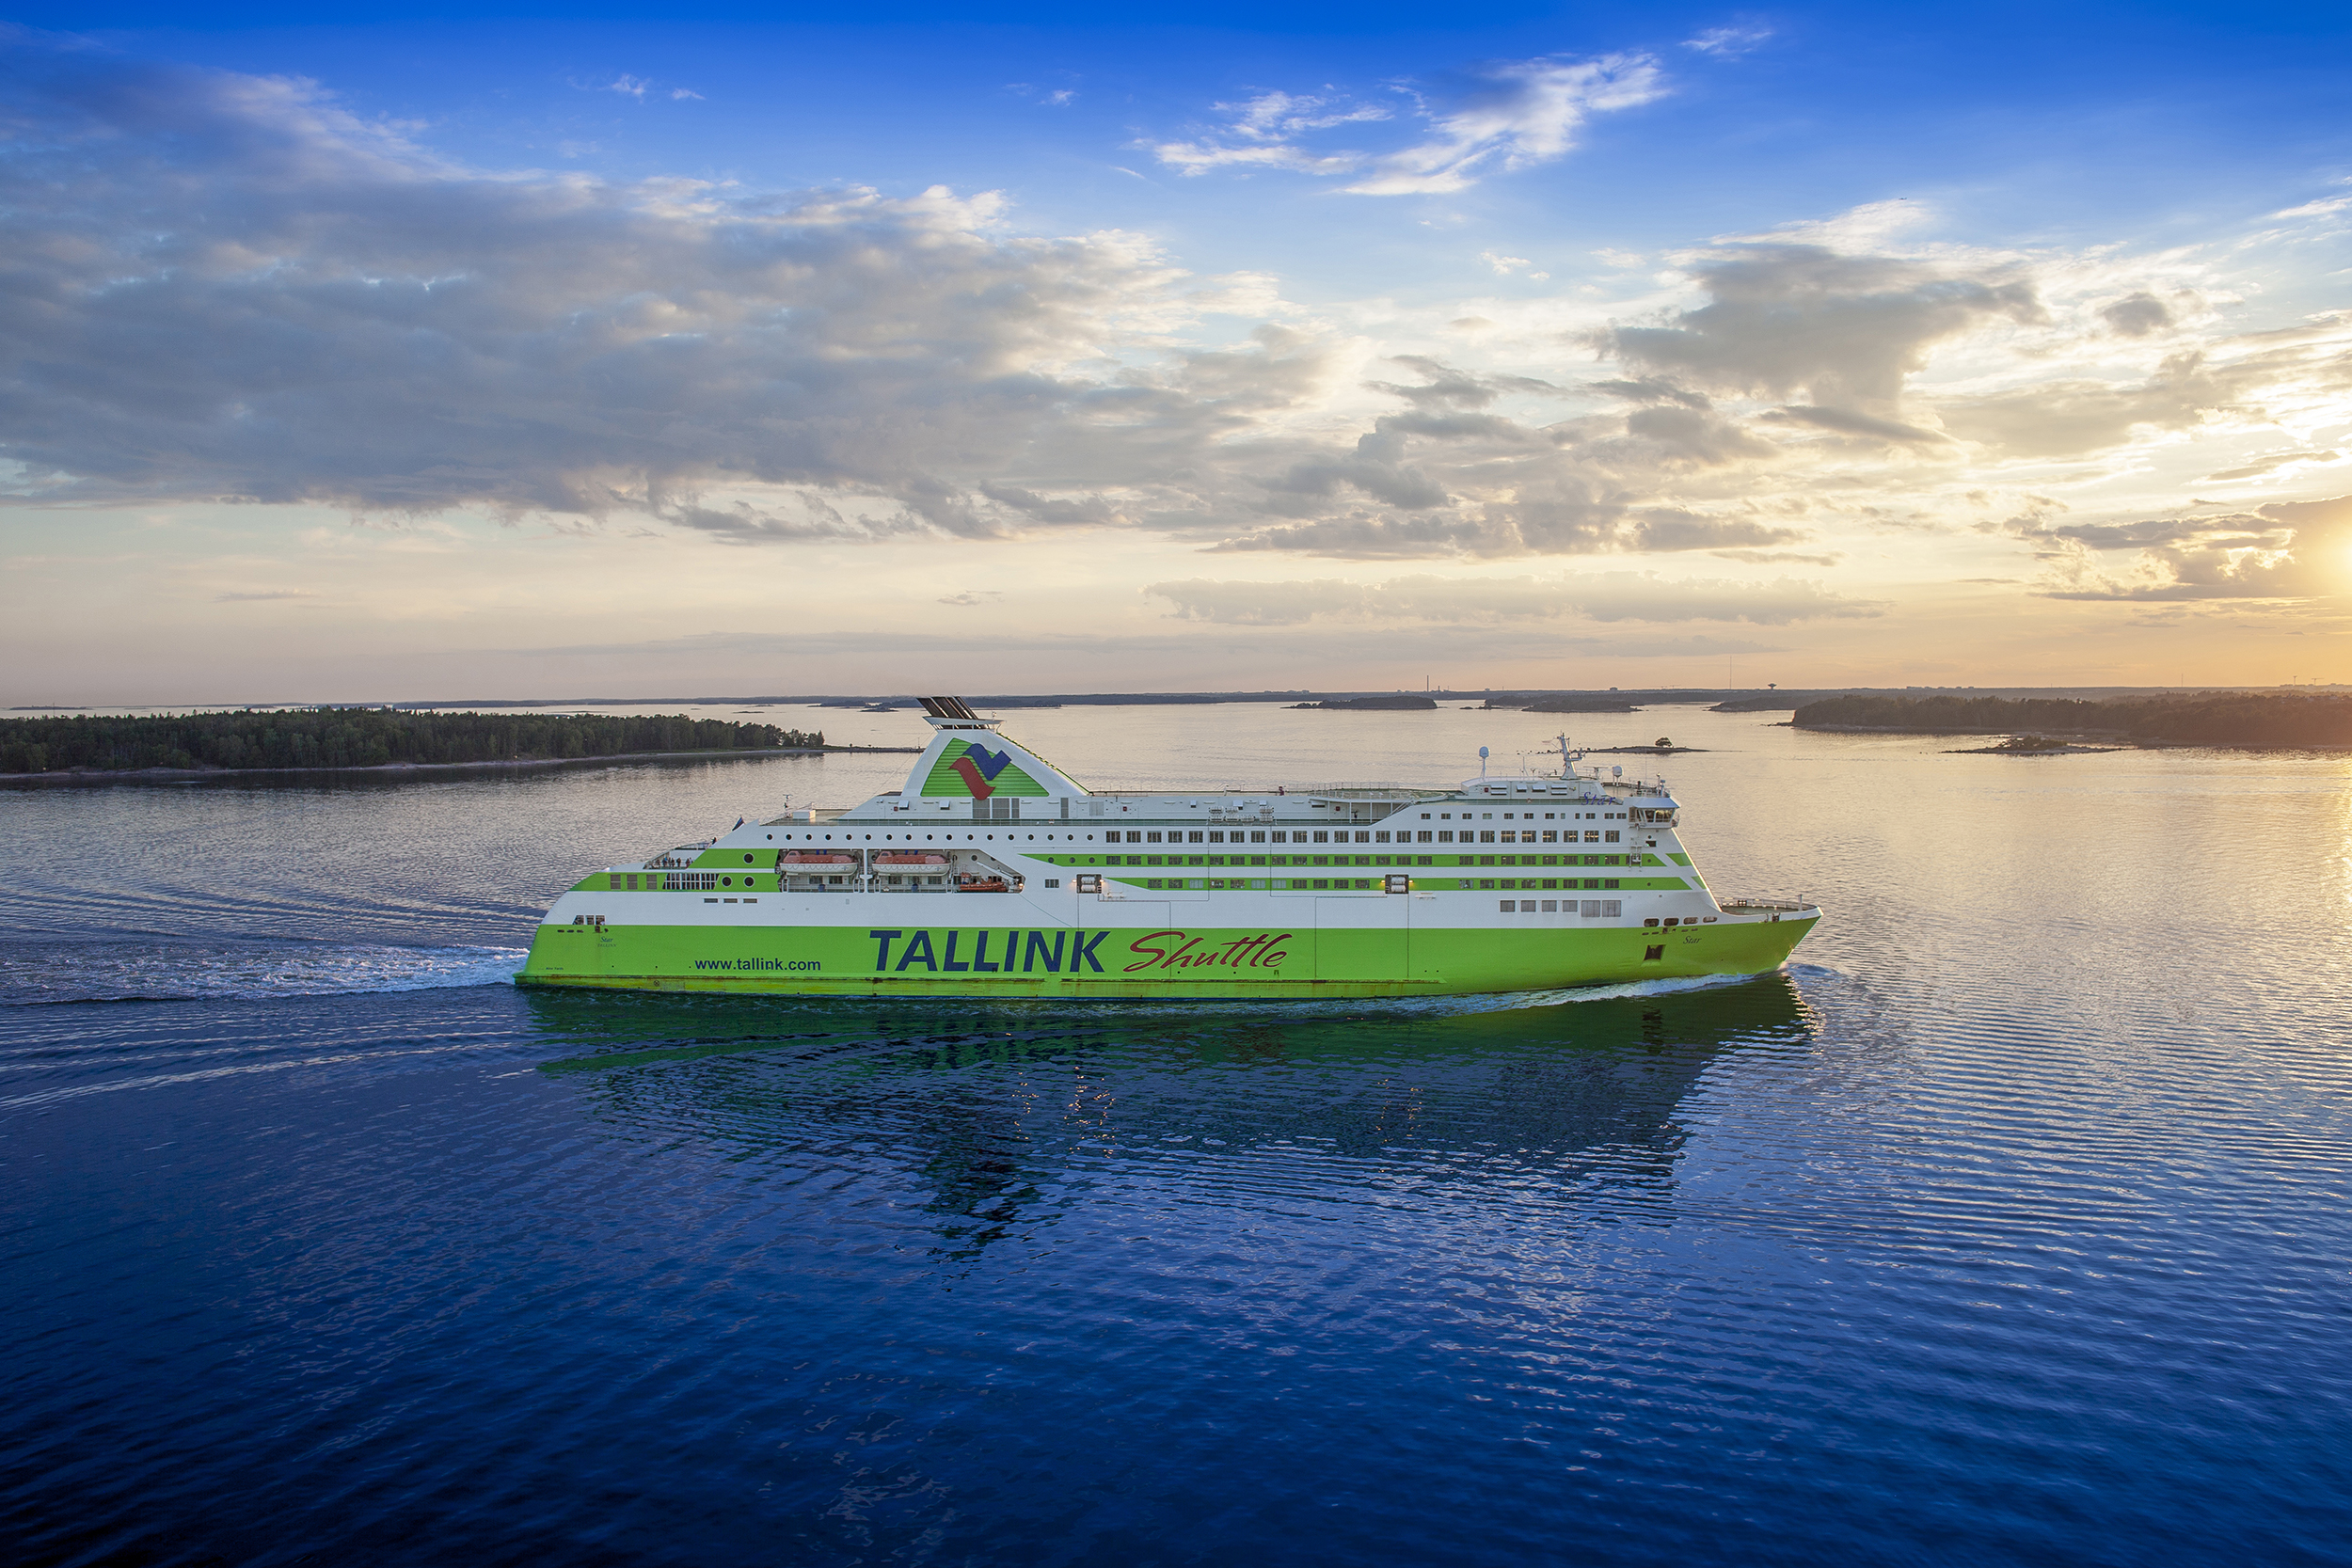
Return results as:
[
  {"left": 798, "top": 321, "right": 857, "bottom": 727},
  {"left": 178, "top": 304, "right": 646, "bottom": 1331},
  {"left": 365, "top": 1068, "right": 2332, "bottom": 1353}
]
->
[
  {"left": 0, "top": 709, "right": 827, "bottom": 775},
  {"left": 1793, "top": 692, "right": 2352, "bottom": 748},
  {"left": 1294, "top": 695, "right": 1438, "bottom": 710}
]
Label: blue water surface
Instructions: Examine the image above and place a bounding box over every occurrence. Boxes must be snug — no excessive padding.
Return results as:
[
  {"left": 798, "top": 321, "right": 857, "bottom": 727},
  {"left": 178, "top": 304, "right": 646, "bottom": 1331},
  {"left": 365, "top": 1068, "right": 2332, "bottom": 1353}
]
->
[{"left": 4, "top": 706, "right": 2349, "bottom": 1565}]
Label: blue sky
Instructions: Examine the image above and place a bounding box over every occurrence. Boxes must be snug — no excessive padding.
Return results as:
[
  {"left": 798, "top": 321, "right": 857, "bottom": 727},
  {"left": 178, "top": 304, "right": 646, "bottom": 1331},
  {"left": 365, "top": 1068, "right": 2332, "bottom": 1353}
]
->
[{"left": 4, "top": 2, "right": 2350, "bottom": 700}]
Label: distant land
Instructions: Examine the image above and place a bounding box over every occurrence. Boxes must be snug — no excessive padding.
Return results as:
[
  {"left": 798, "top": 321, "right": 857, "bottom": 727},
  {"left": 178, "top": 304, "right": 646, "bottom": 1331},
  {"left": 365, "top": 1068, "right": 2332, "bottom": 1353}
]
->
[
  {"left": 18, "top": 685, "right": 2340, "bottom": 718},
  {"left": 11, "top": 687, "right": 2352, "bottom": 777},
  {"left": 0, "top": 710, "right": 834, "bottom": 777},
  {"left": 1488, "top": 696, "right": 1645, "bottom": 713},
  {"left": 1792, "top": 692, "right": 2352, "bottom": 749}
]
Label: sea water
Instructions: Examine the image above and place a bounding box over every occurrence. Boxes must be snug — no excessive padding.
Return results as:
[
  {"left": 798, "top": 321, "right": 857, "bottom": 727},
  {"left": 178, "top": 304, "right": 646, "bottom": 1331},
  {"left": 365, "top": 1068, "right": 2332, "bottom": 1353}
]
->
[{"left": 4, "top": 705, "right": 2348, "bottom": 1566}]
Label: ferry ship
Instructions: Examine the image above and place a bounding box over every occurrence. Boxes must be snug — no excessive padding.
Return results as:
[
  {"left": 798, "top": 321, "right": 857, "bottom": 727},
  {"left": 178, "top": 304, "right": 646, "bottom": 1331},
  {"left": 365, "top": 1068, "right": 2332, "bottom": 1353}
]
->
[{"left": 519, "top": 697, "right": 1819, "bottom": 999}]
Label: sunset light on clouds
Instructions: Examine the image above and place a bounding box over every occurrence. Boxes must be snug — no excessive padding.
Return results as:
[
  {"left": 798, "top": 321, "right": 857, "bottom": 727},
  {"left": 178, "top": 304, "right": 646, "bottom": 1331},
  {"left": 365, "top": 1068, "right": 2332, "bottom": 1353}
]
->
[{"left": 3, "top": 1, "right": 2348, "bottom": 701}]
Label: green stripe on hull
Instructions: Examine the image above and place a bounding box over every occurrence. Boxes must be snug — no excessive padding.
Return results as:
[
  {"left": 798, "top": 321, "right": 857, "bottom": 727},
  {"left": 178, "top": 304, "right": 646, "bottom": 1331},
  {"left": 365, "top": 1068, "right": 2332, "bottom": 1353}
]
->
[{"left": 520, "top": 914, "right": 1818, "bottom": 999}]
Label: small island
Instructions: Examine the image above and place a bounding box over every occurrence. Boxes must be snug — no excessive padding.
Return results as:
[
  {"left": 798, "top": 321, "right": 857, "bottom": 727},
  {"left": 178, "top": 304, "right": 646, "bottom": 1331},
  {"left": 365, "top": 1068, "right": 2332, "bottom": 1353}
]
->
[
  {"left": 1792, "top": 692, "right": 2352, "bottom": 750},
  {"left": 1524, "top": 695, "right": 1644, "bottom": 713},
  {"left": 1293, "top": 695, "right": 1439, "bottom": 710},
  {"left": 0, "top": 709, "right": 836, "bottom": 776},
  {"left": 1948, "top": 735, "right": 2123, "bottom": 755}
]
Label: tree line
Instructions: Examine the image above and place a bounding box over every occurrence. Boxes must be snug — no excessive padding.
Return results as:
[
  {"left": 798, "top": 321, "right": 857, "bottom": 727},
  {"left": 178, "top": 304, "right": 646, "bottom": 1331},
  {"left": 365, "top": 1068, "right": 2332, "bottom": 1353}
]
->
[
  {"left": 1792, "top": 692, "right": 2352, "bottom": 747},
  {"left": 0, "top": 709, "right": 827, "bottom": 774}
]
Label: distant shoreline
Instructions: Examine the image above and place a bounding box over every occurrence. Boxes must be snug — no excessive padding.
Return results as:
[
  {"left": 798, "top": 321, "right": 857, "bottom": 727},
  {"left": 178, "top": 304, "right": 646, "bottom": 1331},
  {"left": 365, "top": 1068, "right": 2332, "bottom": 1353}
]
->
[
  {"left": 15, "top": 684, "right": 2330, "bottom": 718},
  {"left": 1791, "top": 689, "right": 2352, "bottom": 752},
  {"left": 1, "top": 743, "right": 923, "bottom": 784}
]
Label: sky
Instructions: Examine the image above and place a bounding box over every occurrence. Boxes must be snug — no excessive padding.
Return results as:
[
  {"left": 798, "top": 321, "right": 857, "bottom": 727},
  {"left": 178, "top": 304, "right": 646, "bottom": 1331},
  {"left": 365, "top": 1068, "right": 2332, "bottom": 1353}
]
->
[{"left": 3, "top": 1, "right": 2350, "bottom": 704}]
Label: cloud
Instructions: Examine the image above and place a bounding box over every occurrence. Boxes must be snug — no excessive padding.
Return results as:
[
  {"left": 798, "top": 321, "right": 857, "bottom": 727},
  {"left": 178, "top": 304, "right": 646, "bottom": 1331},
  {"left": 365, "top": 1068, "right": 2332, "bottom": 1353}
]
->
[
  {"left": 2270, "top": 193, "right": 2352, "bottom": 220},
  {"left": 1756, "top": 404, "right": 1956, "bottom": 446},
  {"left": 1589, "top": 377, "right": 1710, "bottom": 409},
  {"left": 0, "top": 40, "right": 1307, "bottom": 538},
  {"left": 1710, "top": 549, "right": 1843, "bottom": 565},
  {"left": 214, "top": 589, "right": 315, "bottom": 601},
  {"left": 1682, "top": 25, "right": 1773, "bottom": 58},
  {"left": 2017, "top": 493, "right": 2352, "bottom": 600},
  {"left": 2100, "top": 291, "right": 2174, "bottom": 337},
  {"left": 606, "top": 75, "right": 649, "bottom": 100},
  {"left": 1149, "top": 54, "right": 1665, "bottom": 196},
  {"left": 2202, "top": 451, "right": 2341, "bottom": 482},
  {"left": 1145, "top": 571, "right": 1882, "bottom": 626},
  {"left": 1934, "top": 351, "right": 2245, "bottom": 457},
  {"left": 1364, "top": 356, "right": 1566, "bottom": 409},
  {"left": 1148, "top": 89, "right": 1390, "bottom": 177},
  {"left": 1208, "top": 499, "right": 1804, "bottom": 560},
  {"left": 1482, "top": 251, "right": 1547, "bottom": 277},
  {"left": 1601, "top": 245, "right": 2045, "bottom": 416},
  {"left": 8, "top": 39, "right": 2345, "bottom": 587}
]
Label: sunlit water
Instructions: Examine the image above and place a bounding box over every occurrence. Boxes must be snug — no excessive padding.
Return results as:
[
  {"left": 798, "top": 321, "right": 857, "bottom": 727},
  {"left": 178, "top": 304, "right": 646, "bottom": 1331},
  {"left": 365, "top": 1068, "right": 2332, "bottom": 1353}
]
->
[{"left": 5, "top": 705, "right": 2349, "bottom": 1565}]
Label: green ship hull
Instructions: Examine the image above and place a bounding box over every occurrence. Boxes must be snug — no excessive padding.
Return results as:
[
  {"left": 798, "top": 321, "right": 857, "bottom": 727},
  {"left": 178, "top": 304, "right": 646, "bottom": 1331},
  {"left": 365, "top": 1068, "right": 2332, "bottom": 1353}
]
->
[{"left": 522, "top": 906, "right": 1818, "bottom": 999}]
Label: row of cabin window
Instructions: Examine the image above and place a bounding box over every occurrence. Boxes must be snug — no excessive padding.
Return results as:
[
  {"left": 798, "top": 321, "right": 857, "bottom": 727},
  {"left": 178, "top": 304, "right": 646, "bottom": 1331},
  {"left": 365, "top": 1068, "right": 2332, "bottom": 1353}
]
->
[
  {"left": 1108, "top": 828, "right": 1622, "bottom": 846},
  {"left": 1415, "top": 809, "right": 1629, "bottom": 821}
]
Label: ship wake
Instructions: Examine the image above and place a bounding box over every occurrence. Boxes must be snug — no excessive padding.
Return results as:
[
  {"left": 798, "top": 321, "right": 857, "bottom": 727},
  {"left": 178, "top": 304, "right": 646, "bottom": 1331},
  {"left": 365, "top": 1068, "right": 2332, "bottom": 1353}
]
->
[{"left": 0, "top": 941, "right": 525, "bottom": 1006}]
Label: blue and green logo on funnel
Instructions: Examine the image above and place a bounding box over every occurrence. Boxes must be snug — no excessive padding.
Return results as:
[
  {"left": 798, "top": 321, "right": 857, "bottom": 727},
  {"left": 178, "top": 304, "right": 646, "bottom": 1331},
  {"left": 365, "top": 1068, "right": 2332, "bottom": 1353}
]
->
[{"left": 922, "top": 738, "right": 1047, "bottom": 799}]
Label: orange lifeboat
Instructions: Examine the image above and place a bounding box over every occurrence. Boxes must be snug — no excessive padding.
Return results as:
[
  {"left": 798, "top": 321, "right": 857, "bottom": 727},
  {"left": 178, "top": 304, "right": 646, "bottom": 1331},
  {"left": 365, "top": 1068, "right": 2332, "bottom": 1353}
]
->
[
  {"left": 780, "top": 851, "right": 856, "bottom": 865},
  {"left": 874, "top": 853, "right": 948, "bottom": 866}
]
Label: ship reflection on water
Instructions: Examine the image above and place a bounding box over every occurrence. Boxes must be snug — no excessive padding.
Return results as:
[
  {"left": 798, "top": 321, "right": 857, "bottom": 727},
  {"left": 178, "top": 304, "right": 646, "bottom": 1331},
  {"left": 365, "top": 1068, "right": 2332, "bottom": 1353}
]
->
[{"left": 527, "top": 974, "right": 1819, "bottom": 1264}]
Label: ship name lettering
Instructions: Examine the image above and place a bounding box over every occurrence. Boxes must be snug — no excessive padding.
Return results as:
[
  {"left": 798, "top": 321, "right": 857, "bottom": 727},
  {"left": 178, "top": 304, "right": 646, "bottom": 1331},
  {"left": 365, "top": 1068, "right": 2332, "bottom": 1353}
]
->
[{"left": 1123, "top": 930, "right": 1294, "bottom": 974}]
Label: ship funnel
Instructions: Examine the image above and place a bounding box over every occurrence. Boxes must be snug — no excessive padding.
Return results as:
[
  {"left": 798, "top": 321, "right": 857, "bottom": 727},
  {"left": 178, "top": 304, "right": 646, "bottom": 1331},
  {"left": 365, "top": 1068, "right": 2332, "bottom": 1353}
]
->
[{"left": 898, "top": 697, "right": 1089, "bottom": 804}]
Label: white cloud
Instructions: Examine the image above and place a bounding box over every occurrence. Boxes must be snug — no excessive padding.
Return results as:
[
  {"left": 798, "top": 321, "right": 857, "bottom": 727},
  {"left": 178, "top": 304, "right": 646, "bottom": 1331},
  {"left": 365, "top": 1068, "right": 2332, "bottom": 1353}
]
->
[
  {"left": 1149, "top": 55, "right": 1666, "bottom": 196},
  {"left": 606, "top": 74, "right": 649, "bottom": 100},
  {"left": 1146, "top": 571, "right": 1881, "bottom": 626},
  {"left": 7, "top": 38, "right": 2348, "bottom": 603},
  {"left": 1602, "top": 245, "right": 2045, "bottom": 414},
  {"left": 2270, "top": 192, "right": 2352, "bottom": 220},
  {"left": 1481, "top": 251, "right": 1548, "bottom": 279},
  {"left": 2022, "top": 494, "right": 2352, "bottom": 600},
  {"left": 1683, "top": 25, "right": 1774, "bottom": 58}
]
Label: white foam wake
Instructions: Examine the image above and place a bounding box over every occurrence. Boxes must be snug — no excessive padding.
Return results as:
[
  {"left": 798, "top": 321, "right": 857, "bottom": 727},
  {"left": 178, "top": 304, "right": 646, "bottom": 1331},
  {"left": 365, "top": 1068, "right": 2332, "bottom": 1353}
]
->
[{"left": 3, "top": 943, "right": 525, "bottom": 1003}]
